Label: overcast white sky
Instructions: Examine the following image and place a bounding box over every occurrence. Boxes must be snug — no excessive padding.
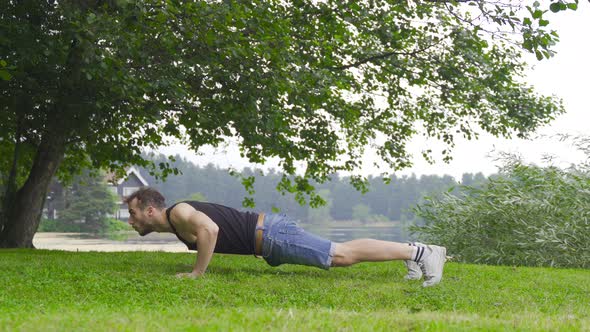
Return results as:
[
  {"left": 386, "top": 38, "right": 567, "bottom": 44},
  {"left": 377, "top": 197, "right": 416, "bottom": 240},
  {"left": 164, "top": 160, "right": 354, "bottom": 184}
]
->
[{"left": 159, "top": 5, "right": 589, "bottom": 180}]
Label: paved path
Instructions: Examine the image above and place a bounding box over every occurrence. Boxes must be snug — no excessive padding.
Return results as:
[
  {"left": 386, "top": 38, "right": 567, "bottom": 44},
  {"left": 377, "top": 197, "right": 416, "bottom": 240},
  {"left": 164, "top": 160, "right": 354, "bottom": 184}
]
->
[{"left": 33, "top": 232, "right": 189, "bottom": 252}]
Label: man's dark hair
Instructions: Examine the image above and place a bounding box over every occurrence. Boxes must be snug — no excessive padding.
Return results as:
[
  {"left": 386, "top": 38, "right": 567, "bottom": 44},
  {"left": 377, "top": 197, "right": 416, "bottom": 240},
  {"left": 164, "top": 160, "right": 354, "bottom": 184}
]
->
[{"left": 124, "top": 187, "right": 166, "bottom": 210}]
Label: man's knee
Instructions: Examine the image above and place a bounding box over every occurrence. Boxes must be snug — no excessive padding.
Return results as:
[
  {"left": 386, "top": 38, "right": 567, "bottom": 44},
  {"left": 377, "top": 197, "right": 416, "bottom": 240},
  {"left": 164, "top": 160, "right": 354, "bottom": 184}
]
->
[{"left": 331, "top": 243, "right": 357, "bottom": 267}]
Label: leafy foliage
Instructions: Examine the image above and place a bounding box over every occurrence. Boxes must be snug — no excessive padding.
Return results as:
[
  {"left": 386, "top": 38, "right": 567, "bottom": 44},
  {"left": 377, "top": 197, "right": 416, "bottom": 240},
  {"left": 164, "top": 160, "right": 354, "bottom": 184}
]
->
[
  {"left": 0, "top": 0, "right": 581, "bottom": 245},
  {"left": 306, "top": 189, "right": 333, "bottom": 223},
  {"left": 38, "top": 217, "right": 129, "bottom": 234},
  {"left": 412, "top": 161, "right": 590, "bottom": 268},
  {"left": 37, "top": 218, "right": 80, "bottom": 233},
  {"left": 1, "top": 0, "right": 576, "bottom": 197},
  {"left": 180, "top": 192, "right": 208, "bottom": 203},
  {"left": 352, "top": 203, "right": 372, "bottom": 222}
]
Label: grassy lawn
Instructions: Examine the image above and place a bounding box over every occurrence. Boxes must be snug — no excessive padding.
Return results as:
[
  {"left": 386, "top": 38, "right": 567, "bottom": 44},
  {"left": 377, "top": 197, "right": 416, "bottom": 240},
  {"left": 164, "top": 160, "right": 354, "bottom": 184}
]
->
[{"left": 1, "top": 250, "right": 589, "bottom": 331}]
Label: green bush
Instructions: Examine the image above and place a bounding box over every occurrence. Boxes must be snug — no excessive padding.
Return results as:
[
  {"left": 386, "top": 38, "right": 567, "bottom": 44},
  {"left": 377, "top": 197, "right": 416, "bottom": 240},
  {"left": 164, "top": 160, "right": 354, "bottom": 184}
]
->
[
  {"left": 38, "top": 218, "right": 131, "bottom": 234},
  {"left": 412, "top": 163, "right": 590, "bottom": 268},
  {"left": 101, "top": 218, "right": 132, "bottom": 234},
  {"left": 38, "top": 218, "right": 82, "bottom": 232}
]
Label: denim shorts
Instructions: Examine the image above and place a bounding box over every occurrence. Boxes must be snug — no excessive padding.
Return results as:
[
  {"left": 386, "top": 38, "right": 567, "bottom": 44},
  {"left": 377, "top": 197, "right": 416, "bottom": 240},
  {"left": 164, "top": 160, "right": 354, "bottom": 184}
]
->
[{"left": 258, "top": 213, "right": 334, "bottom": 270}]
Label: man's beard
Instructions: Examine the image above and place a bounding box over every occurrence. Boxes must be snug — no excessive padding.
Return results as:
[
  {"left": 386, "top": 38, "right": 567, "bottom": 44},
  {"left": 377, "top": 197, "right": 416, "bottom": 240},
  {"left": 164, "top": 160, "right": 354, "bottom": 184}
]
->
[{"left": 138, "top": 227, "right": 154, "bottom": 236}]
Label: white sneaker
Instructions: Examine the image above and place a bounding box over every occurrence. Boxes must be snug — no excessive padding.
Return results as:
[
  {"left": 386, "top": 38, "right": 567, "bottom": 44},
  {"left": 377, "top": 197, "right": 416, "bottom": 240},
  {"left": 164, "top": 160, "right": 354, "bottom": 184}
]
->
[
  {"left": 404, "top": 242, "right": 425, "bottom": 280},
  {"left": 404, "top": 260, "right": 422, "bottom": 280},
  {"left": 419, "top": 245, "right": 447, "bottom": 287}
]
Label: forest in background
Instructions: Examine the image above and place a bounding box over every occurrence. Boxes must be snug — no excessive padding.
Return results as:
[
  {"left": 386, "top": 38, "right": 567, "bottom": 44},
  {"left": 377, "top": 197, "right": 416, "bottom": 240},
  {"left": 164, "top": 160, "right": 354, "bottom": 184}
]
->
[
  {"left": 139, "top": 153, "right": 488, "bottom": 225},
  {"left": 38, "top": 152, "right": 488, "bottom": 236}
]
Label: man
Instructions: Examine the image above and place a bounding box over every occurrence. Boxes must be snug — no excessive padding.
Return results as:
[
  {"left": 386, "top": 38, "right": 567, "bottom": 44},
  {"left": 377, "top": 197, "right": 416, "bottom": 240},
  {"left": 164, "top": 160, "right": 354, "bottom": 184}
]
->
[{"left": 125, "top": 187, "right": 446, "bottom": 287}]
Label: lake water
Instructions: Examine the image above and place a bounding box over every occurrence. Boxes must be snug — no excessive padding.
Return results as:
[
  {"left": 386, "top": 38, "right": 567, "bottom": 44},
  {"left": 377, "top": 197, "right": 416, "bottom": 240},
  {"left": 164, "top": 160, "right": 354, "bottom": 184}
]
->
[
  {"left": 33, "top": 223, "right": 404, "bottom": 252},
  {"left": 302, "top": 223, "right": 404, "bottom": 243}
]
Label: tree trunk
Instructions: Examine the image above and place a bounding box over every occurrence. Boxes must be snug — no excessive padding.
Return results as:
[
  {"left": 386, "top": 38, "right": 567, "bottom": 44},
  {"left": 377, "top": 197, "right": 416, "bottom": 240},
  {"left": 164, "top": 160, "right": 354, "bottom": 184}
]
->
[
  {"left": 1, "top": 98, "right": 29, "bottom": 233},
  {"left": 0, "top": 133, "right": 66, "bottom": 248},
  {"left": 0, "top": 2, "right": 100, "bottom": 248},
  {"left": 0, "top": 119, "right": 22, "bottom": 234},
  {"left": 0, "top": 12, "right": 88, "bottom": 247}
]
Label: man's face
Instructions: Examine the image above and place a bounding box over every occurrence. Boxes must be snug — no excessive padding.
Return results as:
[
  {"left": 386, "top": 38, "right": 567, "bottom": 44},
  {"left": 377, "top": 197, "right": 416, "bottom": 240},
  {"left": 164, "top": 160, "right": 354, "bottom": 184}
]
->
[{"left": 127, "top": 198, "right": 152, "bottom": 236}]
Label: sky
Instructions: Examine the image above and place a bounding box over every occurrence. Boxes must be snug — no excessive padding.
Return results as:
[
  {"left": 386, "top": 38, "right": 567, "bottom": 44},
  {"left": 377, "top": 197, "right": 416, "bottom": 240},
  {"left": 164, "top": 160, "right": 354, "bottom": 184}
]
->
[{"left": 159, "top": 4, "right": 589, "bottom": 181}]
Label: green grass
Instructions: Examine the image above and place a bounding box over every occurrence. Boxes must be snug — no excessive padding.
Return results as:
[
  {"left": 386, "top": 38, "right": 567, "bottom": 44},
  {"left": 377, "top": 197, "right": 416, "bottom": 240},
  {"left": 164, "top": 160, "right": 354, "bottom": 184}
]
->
[{"left": 1, "top": 250, "right": 589, "bottom": 331}]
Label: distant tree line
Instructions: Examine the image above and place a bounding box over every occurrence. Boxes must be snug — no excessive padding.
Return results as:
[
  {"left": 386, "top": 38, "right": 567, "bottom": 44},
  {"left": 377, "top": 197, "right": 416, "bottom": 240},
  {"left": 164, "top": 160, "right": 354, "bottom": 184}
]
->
[
  {"left": 139, "top": 154, "right": 488, "bottom": 224},
  {"left": 36, "top": 152, "right": 488, "bottom": 232}
]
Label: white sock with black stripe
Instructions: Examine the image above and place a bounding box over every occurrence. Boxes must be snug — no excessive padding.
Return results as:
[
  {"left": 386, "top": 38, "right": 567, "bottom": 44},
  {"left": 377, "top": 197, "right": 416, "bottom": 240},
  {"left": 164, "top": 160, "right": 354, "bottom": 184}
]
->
[{"left": 409, "top": 242, "right": 430, "bottom": 262}]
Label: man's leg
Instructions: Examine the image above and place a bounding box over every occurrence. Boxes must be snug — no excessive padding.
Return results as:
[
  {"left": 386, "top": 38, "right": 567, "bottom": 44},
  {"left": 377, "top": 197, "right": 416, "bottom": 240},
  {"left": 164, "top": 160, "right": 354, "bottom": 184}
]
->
[
  {"left": 331, "top": 239, "right": 414, "bottom": 266},
  {"left": 331, "top": 239, "right": 446, "bottom": 287}
]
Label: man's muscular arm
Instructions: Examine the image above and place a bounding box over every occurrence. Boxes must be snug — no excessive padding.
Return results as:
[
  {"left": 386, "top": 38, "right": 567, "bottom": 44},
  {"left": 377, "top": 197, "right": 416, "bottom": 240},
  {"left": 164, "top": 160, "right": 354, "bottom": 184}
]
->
[{"left": 169, "top": 203, "right": 219, "bottom": 278}]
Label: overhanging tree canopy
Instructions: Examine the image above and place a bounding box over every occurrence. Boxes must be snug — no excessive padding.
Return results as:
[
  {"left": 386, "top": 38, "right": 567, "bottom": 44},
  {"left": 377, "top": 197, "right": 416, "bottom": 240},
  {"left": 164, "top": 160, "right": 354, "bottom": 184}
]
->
[{"left": 0, "top": 0, "right": 580, "bottom": 247}]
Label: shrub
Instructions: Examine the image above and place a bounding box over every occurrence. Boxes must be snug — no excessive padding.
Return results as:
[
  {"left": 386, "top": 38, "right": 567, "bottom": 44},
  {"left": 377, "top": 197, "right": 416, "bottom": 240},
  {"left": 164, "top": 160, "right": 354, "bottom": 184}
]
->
[
  {"left": 412, "top": 163, "right": 590, "bottom": 268},
  {"left": 38, "top": 218, "right": 82, "bottom": 232},
  {"left": 101, "top": 218, "right": 132, "bottom": 234},
  {"left": 38, "top": 217, "right": 131, "bottom": 234}
]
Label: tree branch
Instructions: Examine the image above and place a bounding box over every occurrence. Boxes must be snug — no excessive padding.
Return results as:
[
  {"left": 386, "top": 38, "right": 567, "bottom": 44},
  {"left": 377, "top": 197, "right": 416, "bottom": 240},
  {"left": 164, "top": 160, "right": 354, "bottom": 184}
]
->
[{"left": 329, "top": 43, "right": 438, "bottom": 71}]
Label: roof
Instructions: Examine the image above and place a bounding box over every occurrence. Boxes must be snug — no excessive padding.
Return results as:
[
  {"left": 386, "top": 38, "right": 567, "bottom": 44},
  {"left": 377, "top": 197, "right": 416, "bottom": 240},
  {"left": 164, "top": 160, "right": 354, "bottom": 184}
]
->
[
  {"left": 118, "top": 167, "right": 149, "bottom": 186},
  {"left": 105, "top": 167, "right": 149, "bottom": 186}
]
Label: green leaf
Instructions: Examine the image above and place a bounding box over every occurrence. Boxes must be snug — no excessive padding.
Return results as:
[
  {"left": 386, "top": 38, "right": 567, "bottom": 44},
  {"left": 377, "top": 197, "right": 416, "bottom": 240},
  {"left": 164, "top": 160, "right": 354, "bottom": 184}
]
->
[
  {"left": 549, "top": 3, "right": 561, "bottom": 12},
  {"left": 522, "top": 40, "right": 533, "bottom": 51},
  {"left": 523, "top": 17, "right": 532, "bottom": 26},
  {"left": 0, "top": 70, "right": 11, "bottom": 81},
  {"left": 539, "top": 19, "right": 549, "bottom": 27}
]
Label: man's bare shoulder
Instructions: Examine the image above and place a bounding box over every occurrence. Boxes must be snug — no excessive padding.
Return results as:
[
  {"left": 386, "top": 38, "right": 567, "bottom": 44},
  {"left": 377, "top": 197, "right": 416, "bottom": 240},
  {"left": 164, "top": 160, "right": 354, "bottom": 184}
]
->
[
  {"left": 170, "top": 202, "right": 213, "bottom": 225},
  {"left": 169, "top": 202, "right": 197, "bottom": 221}
]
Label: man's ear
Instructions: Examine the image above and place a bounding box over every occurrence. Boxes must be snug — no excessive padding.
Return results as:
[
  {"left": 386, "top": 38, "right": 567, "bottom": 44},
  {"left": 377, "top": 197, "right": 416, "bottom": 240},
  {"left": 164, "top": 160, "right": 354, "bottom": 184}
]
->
[{"left": 147, "top": 206, "right": 154, "bottom": 216}]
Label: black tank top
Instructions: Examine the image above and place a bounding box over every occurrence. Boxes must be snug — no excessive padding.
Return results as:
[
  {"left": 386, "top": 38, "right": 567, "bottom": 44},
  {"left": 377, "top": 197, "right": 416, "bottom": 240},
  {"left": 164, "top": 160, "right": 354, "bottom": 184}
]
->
[{"left": 165, "top": 201, "right": 258, "bottom": 254}]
